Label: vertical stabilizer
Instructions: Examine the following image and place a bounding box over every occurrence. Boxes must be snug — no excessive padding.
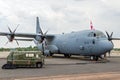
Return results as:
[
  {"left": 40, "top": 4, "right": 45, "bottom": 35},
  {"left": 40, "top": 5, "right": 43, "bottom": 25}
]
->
[{"left": 36, "top": 17, "right": 43, "bottom": 34}]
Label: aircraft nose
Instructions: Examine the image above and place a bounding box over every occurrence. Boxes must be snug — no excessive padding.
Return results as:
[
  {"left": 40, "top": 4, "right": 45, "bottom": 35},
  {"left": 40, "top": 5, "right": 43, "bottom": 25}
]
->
[{"left": 100, "top": 40, "right": 113, "bottom": 52}]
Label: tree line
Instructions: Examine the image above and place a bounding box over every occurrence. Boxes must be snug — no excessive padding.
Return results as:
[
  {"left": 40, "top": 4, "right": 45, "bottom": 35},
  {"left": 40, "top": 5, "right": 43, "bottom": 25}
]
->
[
  {"left": 0, "top": 46, "right": 39, "bottom": 51},
  {"left": 0, "top": 46, "right": 120, "bottom": 51}
]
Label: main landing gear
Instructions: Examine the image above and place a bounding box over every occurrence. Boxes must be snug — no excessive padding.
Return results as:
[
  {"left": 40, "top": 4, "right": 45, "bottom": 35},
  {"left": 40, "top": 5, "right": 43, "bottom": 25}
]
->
[
  {"left": 64, "top": 54, "right": 71, "bottom": 58},
  {"left": 90, "top": 56, "right": 99, "bottom": 61}
]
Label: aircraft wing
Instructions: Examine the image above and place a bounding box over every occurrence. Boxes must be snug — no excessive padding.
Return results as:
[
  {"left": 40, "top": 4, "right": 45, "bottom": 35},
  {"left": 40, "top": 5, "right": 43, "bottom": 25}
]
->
[
  {"left": 14, "top": 38, "right": 33, "bottom": 41},
  {"left": 112, "top": 38, "right": 120, "bottom": 40},
  {"left": 0, "top": 32, "right": 10, "bottom": 36},
  {"left": 0, "top": 32, "right": 36, "bottom": 38},
  {"left": 0, "top": 32, "right": 55, "bottom": 40},
  {"left": 13, "top": 33, "right": 37, "bottom": 38}
]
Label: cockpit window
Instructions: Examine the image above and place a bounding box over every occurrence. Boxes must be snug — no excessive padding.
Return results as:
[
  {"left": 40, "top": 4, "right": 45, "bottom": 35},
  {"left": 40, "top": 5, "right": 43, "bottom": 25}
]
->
[
  {"left": 88, "top": 32, "right": 96, "bottom": 37},
  {"left": 88, "top": 32, "right": 106, "bottom": 38},
  {"left": 96, "top": 32, "right": 106, "bottom": 38}
]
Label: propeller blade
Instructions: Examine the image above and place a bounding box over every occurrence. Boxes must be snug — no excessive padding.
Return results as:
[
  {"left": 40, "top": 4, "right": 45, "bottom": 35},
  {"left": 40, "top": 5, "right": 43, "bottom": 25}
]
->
[
  {"left": 106, "top": 31, "right": 113, "bottom": 41},
  {"left": 106, "top": 32, "right": 120, "bottom": 40},
  {"left": 105, "top": 31, "right": 110, "bottom": 38},
  {"left": 13, "top": 24, "right": 19, "bottom": 33},
  {"left": 43, "top": 38, "right": 47, "bottom": 48},
  {"left": 44, "top": 30, "right": 48, "bottom": 36},
  {"left": 40, "top": 30, "right": 49, "bottom": 43},
  {"left": 6, "top": 25, "right": 20, "bottom": 45},
  {"left": 110, "top": 32, "right": 113, "bottom": 38},
  {"left": 33, "top": 39, "right": 40, "bottom": 46},
  {"left": 42, "top": 42, "right": 45, "bottom": 55},
  {"left": 15, "top": 40, "right": 19, "bottom": 46},
  {"left": 40, "top": 28, "right": 43, "bottom": 35},
  {"left": 111, "top": 40, "right": 114, "bottom": 46},
  {"left": 8, "top": 26, "right": 12, "bottom": 33},
  {"left": 5, "top": 41, "right": 9, "bottom": 45}
]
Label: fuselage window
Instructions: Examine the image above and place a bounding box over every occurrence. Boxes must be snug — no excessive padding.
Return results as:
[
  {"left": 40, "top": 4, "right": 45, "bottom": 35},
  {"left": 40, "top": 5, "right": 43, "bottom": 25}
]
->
[
  {"left": 92, "top": 39, "right": 95, "bottom": 44},
  {"left": 94, "top": 33, "right": 96, "bottom": 37}
]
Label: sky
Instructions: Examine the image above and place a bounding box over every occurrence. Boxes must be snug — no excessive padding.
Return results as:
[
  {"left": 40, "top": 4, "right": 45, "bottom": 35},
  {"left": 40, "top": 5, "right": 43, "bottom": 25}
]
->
[{"left": 0, "top": 0, "right": 120, "bottom": 48}]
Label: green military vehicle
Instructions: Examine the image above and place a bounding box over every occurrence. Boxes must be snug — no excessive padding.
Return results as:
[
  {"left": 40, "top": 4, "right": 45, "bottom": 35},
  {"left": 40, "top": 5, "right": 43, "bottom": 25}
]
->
[{"left": 2, "top": 51, "right": 44, "bottom": 69}]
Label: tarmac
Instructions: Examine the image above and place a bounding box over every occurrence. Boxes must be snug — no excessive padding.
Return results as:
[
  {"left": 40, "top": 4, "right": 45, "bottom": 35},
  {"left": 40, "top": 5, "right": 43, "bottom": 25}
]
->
[{"left": 0, "top": 51, "right": 120, "bottom": 80}]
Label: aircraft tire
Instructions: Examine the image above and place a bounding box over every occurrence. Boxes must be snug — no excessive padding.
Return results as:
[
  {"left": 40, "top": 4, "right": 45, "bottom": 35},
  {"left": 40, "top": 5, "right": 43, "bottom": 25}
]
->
[
  {"left": 95, "top": 57, "right": 98, "bottom": 61},
  {"left": 93, "top": 56, "right": 98, "bottom": 61},
  {"left": 64, "top": 54, "right": 71, "bottom": 58},
  {"left": 50, "top": 53, "right": 54, "bottom": 56},
  {"left": 90, "top": 56, "right": 98, "bottom": 61}
]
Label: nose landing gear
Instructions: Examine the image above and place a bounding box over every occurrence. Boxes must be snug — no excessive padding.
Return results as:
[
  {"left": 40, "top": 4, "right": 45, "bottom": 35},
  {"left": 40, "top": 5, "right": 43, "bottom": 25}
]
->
[{"left": 90, "top": 55, "right": 108, "bottom": 61}]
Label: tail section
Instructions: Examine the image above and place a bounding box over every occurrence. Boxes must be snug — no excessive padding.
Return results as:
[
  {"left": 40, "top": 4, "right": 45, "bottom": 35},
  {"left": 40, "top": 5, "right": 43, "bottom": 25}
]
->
[
  {"left": 36, "top": 17, "right": 43, "bottom": 34},
  {"left": 35, "top": 17, "right": 48, "bottom": 43}
]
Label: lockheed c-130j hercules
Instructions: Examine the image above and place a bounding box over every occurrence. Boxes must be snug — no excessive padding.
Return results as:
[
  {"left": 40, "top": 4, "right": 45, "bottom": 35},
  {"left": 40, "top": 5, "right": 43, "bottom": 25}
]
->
[{"left": 0, "top": 17, "right": 120, "bottom": 61}]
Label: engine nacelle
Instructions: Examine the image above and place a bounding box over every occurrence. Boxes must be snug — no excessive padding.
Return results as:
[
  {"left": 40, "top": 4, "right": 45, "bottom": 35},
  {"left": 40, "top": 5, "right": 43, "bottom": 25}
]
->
[
  {"left": 46, "top": 45, "right": 58, "bottom": 53},
  {"left": 7, "top": 34, "right": 14, "bottom": 42},
  {"left": 44, "top": 50, "right": 50, "bottom": 56},
  {"left": 35, "top": 35, "right": 42, "bottom": 43}
]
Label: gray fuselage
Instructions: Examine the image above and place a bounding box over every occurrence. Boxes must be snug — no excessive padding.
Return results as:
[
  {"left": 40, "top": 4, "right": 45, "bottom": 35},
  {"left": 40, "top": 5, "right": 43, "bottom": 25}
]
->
[{"left": 47, "top": 30, "right": 113, "bottom": 56}]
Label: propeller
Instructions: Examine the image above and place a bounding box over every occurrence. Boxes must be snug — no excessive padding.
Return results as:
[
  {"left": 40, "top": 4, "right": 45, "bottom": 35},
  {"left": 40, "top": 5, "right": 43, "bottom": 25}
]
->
[
  {"left": 36, "top": 26, "right": 48, "bottom": 55},
  {"left": 5, "top": 24, "right": 19, "bottom": 45},
  {"left": 105, "top": 31, "right": 113, "bottom": 41},
  {"left": 40, "top": 31, "right": 48, "bottom": 55},
  {"left": 39, "top": 29, "right": 48, "bottom": 42},
  {"left": 105, "top": 31, "right": 114, "bottom": 57},
  {"left": 105, "top": 31, "right": 114, "bottom": 45},
  {"left": 35, "top": 17, "right": 49, "bottom": 55}
]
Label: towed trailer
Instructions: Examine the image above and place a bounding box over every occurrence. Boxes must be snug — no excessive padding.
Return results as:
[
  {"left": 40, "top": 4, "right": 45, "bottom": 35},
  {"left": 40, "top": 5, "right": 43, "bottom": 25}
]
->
[{"left": 2, "top": 51, "right": 44, "bottom": 69}]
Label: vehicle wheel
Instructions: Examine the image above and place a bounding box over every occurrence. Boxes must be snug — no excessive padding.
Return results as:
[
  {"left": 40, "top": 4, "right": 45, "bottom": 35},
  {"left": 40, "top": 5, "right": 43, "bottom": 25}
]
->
[
  {"left": 36, "top": 63, "right": 43, "bottom": 68},
  {"left": 2, "top": 64, "right": 16, "bottom": 69},
  {"left": 2, "top": 64, "right": 7, "bottom": 69},
  {"left": 10, "top": 65, "right": 16, "bottom": 69}
]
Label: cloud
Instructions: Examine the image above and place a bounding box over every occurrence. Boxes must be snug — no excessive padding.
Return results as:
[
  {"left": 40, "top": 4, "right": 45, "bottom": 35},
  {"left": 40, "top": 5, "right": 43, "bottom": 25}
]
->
[{"left": 0, "top": 0, "right": 120, "bottom": 47}]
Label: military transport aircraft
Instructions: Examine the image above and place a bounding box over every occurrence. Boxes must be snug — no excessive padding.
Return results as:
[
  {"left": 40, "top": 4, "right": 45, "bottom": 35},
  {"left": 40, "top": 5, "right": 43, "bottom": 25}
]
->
[{"left": 0, "top": 17, "right": 120, "bottom": 61}]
